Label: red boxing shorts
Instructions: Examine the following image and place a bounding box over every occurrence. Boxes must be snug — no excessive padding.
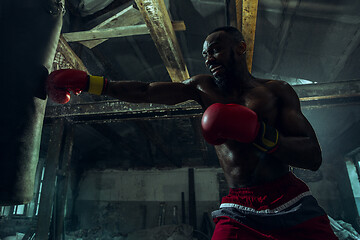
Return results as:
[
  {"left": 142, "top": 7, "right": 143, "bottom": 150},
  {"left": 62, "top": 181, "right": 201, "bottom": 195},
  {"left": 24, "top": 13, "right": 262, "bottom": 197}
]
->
[{"left": 211, "top": 172, "right": 338, "bottom": 240}]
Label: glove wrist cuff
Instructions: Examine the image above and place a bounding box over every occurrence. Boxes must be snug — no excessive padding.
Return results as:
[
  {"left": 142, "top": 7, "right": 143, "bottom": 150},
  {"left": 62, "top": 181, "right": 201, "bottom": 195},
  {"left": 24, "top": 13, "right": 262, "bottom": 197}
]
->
[
  {"left": 88, "top": 75, "right": 107, "bottom": 95},
  {"left": 253, "top": 122, "right": 279, "bottom": 153}
]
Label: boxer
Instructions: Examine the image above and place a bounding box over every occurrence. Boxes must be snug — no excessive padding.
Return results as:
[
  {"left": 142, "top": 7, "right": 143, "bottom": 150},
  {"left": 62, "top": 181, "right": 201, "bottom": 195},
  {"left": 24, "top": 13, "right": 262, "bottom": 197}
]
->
[{"left": 47, "top": 26, "right": 338, "bottom": 239}]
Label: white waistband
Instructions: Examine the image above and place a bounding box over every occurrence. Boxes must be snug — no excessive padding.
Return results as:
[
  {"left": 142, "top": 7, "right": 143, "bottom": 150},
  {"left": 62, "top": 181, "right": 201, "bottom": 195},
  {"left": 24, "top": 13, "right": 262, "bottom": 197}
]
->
[{"left": 220, "top": 191, "right": 312, "bottom": 214}]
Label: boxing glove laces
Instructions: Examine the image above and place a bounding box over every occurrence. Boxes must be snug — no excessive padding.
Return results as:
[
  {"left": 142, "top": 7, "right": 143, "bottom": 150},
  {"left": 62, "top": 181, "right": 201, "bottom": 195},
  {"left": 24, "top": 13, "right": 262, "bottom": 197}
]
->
[{"left": 201, "top": 103, "right": 279, "bottom": 153}]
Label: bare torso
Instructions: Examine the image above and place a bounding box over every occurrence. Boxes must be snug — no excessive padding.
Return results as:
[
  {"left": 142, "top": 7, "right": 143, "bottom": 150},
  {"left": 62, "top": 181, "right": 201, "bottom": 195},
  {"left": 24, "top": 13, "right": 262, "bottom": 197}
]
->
[
  {"left": 194, "top": 74, "right": 289, "bottom": 188},
  {"left": 107, "top": 29, "right": 320, "bottom": 186}
]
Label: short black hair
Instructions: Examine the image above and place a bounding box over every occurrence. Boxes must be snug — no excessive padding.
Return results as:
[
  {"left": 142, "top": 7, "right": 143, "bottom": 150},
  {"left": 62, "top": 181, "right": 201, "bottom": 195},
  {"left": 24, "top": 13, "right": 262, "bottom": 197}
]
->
[{"left": 208, "top": 26, "right": 245, "bottom": 43}]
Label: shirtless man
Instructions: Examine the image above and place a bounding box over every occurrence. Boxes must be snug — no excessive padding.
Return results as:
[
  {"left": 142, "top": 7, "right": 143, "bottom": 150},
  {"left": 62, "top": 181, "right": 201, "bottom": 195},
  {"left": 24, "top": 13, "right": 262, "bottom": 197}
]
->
[{"left": 47, "top": 26, "right": 337, "bottom": 239}]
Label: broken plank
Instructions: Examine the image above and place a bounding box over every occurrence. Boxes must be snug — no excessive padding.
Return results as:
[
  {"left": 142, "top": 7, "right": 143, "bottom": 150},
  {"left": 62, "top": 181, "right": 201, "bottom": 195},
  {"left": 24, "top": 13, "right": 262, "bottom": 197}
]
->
[
  {"left": 57, "top": 36, "right": 89, "bottom": 72},
  {"left": 134, "top": 0, "right": 189, "bottom": 82},
  {"left": 63, "top": 21, "right": 186, "bottom": 43},
  {"left": 237, "top": 0, "right": 259, "bottom": 73}
]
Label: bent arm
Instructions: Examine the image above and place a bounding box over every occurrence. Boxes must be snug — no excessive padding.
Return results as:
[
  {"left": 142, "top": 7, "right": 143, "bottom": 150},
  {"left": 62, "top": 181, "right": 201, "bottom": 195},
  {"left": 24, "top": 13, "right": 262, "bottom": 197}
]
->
[
  {"left": 104, "top": 78, "right": 201, "bottom": 105},
  {"left": 272, "top": 82, "right": 322, "bottom": 171}
]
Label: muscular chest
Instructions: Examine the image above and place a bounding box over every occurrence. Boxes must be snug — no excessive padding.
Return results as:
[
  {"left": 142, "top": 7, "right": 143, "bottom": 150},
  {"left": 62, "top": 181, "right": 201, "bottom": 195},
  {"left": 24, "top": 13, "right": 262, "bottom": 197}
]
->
[
  {"left": 244, "top": 89, "right": 278, "bottom": 125},
  {"left": 200, "top": 85, "right": 279, "bottom": 125}
]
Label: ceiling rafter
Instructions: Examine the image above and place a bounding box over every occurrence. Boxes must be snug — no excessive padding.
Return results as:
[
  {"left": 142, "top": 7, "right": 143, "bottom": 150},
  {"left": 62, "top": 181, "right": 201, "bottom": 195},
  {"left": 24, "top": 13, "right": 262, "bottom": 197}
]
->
[
  {"left": 134, "top": 0, "right": 189, "bottom": 82},
  {"left": 56, "top": 36, "right": 89, "bottom": 73},
  {"left": 78, "top": 3, "right": 143, "bottom": 49},
  {"left": 62, "top": 21, "right": 186, "bottom": 43},
  {"left": 235, "top": 0, "right": 259, "bottom": 73}
]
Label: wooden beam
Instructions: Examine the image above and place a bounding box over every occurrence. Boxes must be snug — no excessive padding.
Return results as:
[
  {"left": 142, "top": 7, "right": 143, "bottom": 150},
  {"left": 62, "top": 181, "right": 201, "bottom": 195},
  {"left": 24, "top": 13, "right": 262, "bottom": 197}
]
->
[
  {"left": 57, "top": 36, "right": 89, "bottom": 73},
  {"left": 36, "top": 119, "right": 65, "bottom": 240},
  {"left": 236, "top": 0, "right": 258, "bottom": 73},
  {"left": 235, "top": 0, "right": 243, "bottom": 29},
  {"left": 296, "top": 81, "right": 360, "bottom": 99},
  {"left": 62, "top": 21, "right": 186, "bottom": 43},
  {"left": 80, "top": 4, "right": 142, "bottom": 49},
  {"left": 134, "top": 0, "right": 189, "bottom": 82},
  {"left": 45, "top": 100, "right": 201, "bottom": 123},
  {"left": 54, "top": 124, "right": 74, "bottom": 240}
]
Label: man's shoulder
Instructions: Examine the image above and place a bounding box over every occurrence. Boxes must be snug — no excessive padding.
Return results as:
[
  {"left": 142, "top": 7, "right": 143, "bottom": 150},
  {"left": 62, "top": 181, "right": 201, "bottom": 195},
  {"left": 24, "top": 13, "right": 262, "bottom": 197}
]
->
[
  {"left": 260, "top": 79, "right": 300, "bottom": 106},
  {"left": 261, "top": 79, "right": 290, "bottom": 88},
  {"left": 261, "top": 79, "right": 295, "bottom": 95}
]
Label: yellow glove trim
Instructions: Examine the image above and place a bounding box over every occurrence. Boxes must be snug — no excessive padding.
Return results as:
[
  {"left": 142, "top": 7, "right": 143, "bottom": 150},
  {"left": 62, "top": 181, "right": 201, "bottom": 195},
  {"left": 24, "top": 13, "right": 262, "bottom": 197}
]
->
[
  {"left": 253, "top": 143, "right": 268, "bottom": 152},
  {"left": 253, "top": 122, "right": 279, "bottom": 153},
  {"left": 261, "top": 123, "right": 279, "bottom": 148},
  {"left": 88, "top": 75, "right": 104, "bottom": 95}
]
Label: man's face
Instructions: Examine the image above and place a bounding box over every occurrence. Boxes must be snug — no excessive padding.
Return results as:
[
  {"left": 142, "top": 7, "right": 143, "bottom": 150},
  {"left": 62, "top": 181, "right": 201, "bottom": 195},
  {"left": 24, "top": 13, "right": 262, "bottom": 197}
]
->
[{"left": 202, "top": 31, "right": 238, "bottom": 90}]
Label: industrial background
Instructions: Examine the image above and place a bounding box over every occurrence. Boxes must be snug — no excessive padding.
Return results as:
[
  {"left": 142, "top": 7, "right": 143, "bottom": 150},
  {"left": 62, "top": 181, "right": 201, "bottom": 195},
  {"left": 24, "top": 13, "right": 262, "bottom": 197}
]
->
[{"left": 0, "top": 0, "right": 360, "bottom": 239}]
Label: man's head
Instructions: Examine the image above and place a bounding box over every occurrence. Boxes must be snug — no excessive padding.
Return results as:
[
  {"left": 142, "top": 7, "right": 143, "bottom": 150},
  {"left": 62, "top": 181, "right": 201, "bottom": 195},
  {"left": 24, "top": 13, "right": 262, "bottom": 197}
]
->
[
  {"left": 209, "top": 26, "right": 245, "bottom": 44},
  {"left": 202, "top": 26, "right": 247, "bottom": 91}
]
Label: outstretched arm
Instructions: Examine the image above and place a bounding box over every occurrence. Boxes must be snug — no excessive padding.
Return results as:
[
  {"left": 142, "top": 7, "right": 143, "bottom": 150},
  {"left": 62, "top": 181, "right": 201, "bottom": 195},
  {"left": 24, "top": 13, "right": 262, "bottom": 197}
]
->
[
  {"left": 46, "top": 69, "right": 202, "bottom": 105},
  {"left": 272, "top": 81, "right": 322, "bottom": 171},
  {"left": 105, "top": 79, "right": 201, "bottom": 105}
]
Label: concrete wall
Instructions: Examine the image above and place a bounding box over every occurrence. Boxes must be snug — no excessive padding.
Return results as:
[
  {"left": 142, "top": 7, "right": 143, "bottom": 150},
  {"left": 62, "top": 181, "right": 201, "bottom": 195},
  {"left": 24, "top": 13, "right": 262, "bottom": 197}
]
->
[{"left": 72, "top": 168, "right": 222, "bottom": 235}]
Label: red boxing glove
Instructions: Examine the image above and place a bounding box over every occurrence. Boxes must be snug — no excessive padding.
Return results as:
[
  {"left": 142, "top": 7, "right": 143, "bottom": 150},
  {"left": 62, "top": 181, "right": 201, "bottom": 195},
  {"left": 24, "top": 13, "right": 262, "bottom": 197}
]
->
[
  {"left": 201, "top": 103, "right": 259, "bottom": 145},
  {"left": 46, "top": 69, "right": 107, "bottom": 104},
  {"left": 201, "top": 103, "right": 279, "bottom": 153}
]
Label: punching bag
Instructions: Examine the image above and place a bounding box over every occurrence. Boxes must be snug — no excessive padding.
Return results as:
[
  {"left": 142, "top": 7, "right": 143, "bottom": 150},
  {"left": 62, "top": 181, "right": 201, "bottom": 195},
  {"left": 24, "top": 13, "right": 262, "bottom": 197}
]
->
[{"left": 0, "top": 0, "right": 64, "bottom": 205}]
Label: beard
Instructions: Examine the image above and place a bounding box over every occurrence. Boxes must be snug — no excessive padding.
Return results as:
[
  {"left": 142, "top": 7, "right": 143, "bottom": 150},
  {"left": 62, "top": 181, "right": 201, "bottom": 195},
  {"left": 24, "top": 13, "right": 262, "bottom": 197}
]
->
[
  {"left": 213, "top": 51, "right": 237, "bottom": 92},
  {"left": 214, "top": 74, "right": 232, "bottom": 92}
]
